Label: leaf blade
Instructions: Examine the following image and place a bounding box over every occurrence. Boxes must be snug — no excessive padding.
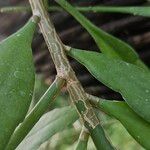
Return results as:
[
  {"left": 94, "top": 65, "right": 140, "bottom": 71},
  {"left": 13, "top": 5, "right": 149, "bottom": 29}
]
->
[
  {"left": 0, "top": 17, "right": 37, "bottom": 149},
  {"left": 68, "top": 48, "right": 150, "bottom": 122}
]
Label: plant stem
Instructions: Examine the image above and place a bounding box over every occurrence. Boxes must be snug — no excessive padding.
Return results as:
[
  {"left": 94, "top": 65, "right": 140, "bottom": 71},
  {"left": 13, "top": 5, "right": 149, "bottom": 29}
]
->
[
  {"left": 5, "top": 77, "right": 65, "bottom": 150},
  {"left": 28, "top": 0, "right": 114, "bottom": 149},
  {"left": 28, "top": 0, "right": 99, "bottom": 129}
]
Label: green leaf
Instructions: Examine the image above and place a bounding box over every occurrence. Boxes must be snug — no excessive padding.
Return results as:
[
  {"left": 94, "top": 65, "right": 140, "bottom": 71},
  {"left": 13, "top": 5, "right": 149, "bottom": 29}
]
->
[
  {"left": 56, "top": 0, "right": 145, "bottom": 66},
  {"left": 5, "top": 77, "right": 65, "bottom": 150},
  {"left": 0, "top": 16, "right": 38, "bottom": 149},
  {"left": 93, "top": 99, "right": 150, "bottom": 149},
  {"left": 68, "top": 48, "right": 150, "bottom": 123},
  {"left": 16, "top": 106, "right": 78, "bottom": 150},
  {"left": 77, "top": 6, "right": 150, "bottom": 17},
  {"left": 88, "top": 124, "right": 115, "bottom": 150}
]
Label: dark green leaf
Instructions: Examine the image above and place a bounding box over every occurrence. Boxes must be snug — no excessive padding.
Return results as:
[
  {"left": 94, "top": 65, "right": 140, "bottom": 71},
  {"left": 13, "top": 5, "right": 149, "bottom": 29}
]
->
[
  {"left": 88, "top": 124, "right": 115, "bottom": 150},
  {"left": 16, "top": 106, "right": 78, "bottom": 150},
  {"left": 68, "top": 48, "right": 150, "bottom": 122},
  {"left": 93, "top": 99, "right": 150, "bottom": 149},
  {"left": 0, "top": 17, "right": 38, "bottom": 149},
  {"left": 56, "top": 0, "right": 146, "bottom": 67}
]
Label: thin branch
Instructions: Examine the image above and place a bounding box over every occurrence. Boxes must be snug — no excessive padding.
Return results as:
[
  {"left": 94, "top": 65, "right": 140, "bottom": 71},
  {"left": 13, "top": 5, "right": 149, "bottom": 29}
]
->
[
  {"left": 28, "top": 0, "right": 99, "bottom": 130},
  {"left": 28, "top": 1, "right": 115, "bottom": 149}
]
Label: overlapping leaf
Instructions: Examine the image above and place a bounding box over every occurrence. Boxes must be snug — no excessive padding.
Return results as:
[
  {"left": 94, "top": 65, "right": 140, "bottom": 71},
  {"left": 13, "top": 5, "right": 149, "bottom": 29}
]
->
[
  {"left": 16, "top": 106, "right": 78, "bottom": 150},
  {"left": 68, "top": 48, "right": 150, "bottom": 122}
]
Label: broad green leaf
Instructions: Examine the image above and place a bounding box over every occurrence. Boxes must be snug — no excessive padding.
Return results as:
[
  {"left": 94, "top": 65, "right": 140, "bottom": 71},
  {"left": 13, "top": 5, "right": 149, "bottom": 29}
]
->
[
  {"left": 77, "top": 6, "right": 150, "bottom": 17},
  {"left": 56, "top": 0, "right": 144, "bottom": 66},
  {"left": 94, "top": 99, "right": 150, "bottom": 149},
  {"left": 5, "top": 77, "right": 65, "bottom": 150},
  {"left": 68, "top": 48, "right": 150, "bottom": 122},
  {"left": 16, "top": 106, "right": 78, "bottom": 150},
  {"left": 0, "top": 17, "right": 38, "bottom": 149}
]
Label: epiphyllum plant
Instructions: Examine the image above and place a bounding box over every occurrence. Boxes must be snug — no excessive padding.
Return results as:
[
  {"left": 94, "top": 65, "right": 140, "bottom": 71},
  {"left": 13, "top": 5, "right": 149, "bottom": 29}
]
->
[{"left": 0, "top": 0, "right": 150, "bottom": 149}]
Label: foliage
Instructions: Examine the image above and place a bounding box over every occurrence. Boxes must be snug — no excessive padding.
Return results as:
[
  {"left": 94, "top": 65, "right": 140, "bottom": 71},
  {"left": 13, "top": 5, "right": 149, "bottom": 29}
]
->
[
  {"left": 0, "top": 0, "right": 149, "bottom": 150},
  {"left": 68, "top": 48, "right": 150, "bottom": 123},
  {"left": 0, "top": 17, "right": 37, "bottom": 149}
]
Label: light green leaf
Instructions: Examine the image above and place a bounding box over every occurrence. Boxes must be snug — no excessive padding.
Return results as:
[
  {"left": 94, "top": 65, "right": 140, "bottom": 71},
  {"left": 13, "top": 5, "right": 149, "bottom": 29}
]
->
[
  {"left": 77, "top": 6, "right": 150, "bottom": 17},
  {"left": 16, "top": 106, "right": 78, "bottom": 150},
  {"left": 68, "top": 48, "right": 150, "bottom": 123},
  {"left": 90, "top": 97, "right": 150, "bottom": 149},
  {"left": 56, "top": 0, "right": 146, "bottom": 67},
  {"left": 0, "top": 17, "right": 38, "bottom": 149}
]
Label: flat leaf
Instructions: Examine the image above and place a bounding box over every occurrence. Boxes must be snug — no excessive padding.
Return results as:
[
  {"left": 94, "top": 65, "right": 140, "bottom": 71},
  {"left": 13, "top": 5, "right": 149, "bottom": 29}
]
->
[
  {"left": 68, "top": 48, "right": 150, "bottom": 122},
  {"left": 16, "top": 106, "right": 78, "bottom": 150},
  {"left": 0, "top": 17, "right": 38, "bottom": 148},
  {"left": 77, "top": 6, "right": 150, "bottom": 17},
  {"left": 95, "top": 99, "right": 150, "bottom": 149},
  {"left": 56, "top": 0, "right": 144, "bottom": 66}
]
